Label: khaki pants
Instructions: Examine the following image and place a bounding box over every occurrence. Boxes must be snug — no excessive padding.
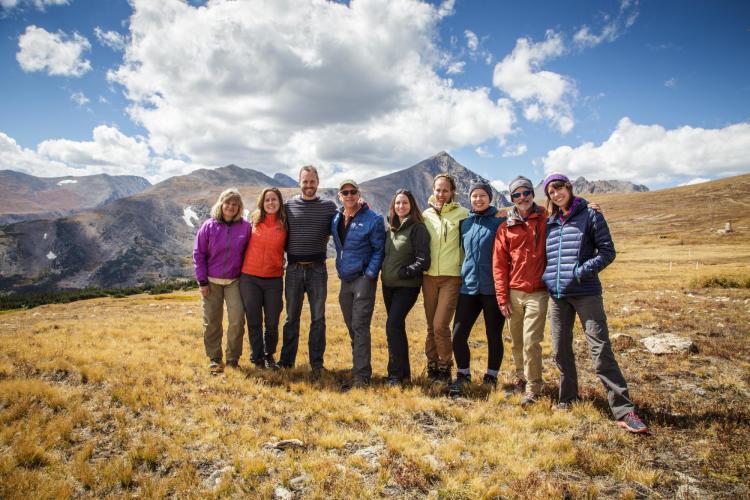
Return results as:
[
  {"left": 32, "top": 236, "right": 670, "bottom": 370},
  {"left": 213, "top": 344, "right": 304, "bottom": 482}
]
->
[
  {"left": 422, "top": 275, "right": 461, "bottom": 369},
  {"left": 202, "top": 280, "right": 245, "bottom": 363},
  {"left": 508, "top": 289, "right": 549, "bottom": 393}
]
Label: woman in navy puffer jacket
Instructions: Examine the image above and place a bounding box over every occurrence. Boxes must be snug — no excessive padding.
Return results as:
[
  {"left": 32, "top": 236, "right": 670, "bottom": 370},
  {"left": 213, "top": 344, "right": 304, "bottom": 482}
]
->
[{"left": 542, "top": 173, "right": 647, "bottom": 434}]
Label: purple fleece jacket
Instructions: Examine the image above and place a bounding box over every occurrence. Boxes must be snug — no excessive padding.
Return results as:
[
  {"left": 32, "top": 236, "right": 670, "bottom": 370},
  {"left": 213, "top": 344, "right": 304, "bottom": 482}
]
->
[{"left": 193, "top": 218, "right": 251, "bottom": 286}]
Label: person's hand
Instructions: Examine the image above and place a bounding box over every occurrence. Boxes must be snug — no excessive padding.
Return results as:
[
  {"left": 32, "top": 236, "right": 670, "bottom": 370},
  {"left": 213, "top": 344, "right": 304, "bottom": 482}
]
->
[
  {"left": 499, "top": 302, "right": 512, "bottom": 318},
  {"left": 589, "top": 202, "right": 603, "bottom": 213},
  {"left": 200, "top": 285, "right": 210, "bottom": 297}
]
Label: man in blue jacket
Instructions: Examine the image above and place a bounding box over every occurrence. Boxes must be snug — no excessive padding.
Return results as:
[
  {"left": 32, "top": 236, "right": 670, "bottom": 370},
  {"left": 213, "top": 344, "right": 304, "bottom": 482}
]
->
[{"left": 332, "top": 179, "right": 386, "bottom": 389}]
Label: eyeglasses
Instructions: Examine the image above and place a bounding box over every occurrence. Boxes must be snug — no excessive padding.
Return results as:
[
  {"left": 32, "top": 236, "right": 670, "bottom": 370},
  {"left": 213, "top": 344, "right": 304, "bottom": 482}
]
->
[
  {"left": 340, "top": 189, "right": 358, "bottom": 196},
  {"left": 511, "top": 190, "right": 532, "bottom": 200}
]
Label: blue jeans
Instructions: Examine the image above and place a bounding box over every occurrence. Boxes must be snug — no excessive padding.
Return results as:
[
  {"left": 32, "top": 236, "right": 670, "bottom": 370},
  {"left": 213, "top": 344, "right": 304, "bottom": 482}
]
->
[{"left": 280, "top": 262, "right": 327, "bottom": 368}]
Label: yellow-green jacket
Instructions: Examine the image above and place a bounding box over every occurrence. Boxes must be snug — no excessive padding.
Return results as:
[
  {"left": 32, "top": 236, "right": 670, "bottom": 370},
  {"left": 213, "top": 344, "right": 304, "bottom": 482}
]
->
[{"left": 422, "top": 197, "right": 468, "bottom": 276}]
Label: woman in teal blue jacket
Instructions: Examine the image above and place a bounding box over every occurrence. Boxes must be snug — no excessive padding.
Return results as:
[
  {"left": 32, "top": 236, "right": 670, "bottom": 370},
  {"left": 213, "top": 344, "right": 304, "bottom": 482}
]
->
[{"left": 449, "top": 181, "right": 506, "bottom": 396}]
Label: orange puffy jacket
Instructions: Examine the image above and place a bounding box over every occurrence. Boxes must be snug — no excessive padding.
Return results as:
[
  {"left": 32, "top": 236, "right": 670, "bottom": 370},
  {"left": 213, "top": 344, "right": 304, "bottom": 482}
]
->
[
  {"left": 241, "top": 213, "right": 287, "bottom": 278},
  {"left": 493, "top": 204, "right": 548, "bottom": 305}
]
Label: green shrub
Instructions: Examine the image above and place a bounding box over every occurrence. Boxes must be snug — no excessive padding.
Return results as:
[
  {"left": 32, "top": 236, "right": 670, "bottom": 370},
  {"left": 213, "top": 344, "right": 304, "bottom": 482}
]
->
[{"left": 691, "top": 275, "right": 750, "bottom": 289}]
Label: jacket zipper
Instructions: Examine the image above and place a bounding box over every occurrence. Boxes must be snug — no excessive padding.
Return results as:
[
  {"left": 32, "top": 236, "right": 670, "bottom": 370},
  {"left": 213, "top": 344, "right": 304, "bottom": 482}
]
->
[{"left": 555, "top": 221, "right": 563, "bottom": 299}]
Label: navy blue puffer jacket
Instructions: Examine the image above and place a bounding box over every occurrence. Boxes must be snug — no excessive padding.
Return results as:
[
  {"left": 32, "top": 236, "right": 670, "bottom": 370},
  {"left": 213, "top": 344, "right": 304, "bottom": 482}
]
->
[
  {"left": 331, "top": 203, "right": 386, "bottom": 282},
  {"left": 543, "top": 198, "right": 615, "bottom": 298},
  {"left": 460, "top": 206, "right": 505, "bottom": 295}
]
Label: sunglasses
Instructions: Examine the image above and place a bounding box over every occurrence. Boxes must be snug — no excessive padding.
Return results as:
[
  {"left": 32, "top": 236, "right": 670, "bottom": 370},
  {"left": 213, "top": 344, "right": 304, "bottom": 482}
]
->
[
  {"left": 340, "top": 189, "right": 359, "bottom": 196},
  {"left": 511, "top": 190, "right": 532, "bottom": 199}
]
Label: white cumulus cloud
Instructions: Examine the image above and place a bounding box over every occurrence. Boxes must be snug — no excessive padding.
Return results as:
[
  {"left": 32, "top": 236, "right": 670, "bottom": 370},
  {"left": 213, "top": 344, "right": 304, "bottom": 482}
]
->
[
  {"left": 542, "top": 117, "right": 750, "bottom": 184},
  {"left": 1, "top": 0, "right": 68, "bottom": 11},
  {"left": 107, "top": 0, "right": 516, "bottom": 183},
  {"left": 94, "top": 26, "right": 127, "bottom": 51},
  {"left": 678, "top": 177, "right": 710, "bottom": 186},
  {"left": 16, "top": 25, "right": 91, "bottom": 77},
  {"left": 0, "top": 127, "right": 162, "bottom": 181},
  {"left": 502, "top": 143, "right": 528, "bottom": 158},
  {"left": 492, "top": 30, "right": 575, "bottom": 134},
  {"left": 573, "top": 0, "right": 639, "bottom": 49},
  {"left": 664, "top": 77, "right": 677, "bottom": 88}
]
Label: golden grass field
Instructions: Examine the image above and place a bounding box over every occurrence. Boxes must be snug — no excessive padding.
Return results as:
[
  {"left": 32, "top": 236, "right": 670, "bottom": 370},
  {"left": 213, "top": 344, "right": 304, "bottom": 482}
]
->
[{"left": 1, "top": 174, "right": 749, "bottom": 498}]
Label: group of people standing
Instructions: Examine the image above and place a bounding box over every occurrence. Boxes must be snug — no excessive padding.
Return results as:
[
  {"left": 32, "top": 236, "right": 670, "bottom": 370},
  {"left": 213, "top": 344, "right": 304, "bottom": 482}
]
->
[{"left": 193, "top": 166, "right": 648, "bottom": 434}]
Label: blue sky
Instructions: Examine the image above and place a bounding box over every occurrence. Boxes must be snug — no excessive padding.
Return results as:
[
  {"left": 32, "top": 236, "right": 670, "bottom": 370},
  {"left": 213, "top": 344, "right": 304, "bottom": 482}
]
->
[{"left": 0, "top": 0, "right": 748, "bottom": 190}]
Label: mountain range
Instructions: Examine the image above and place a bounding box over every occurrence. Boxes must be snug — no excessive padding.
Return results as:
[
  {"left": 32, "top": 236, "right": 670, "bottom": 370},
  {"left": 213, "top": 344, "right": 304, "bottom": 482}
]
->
[
  {"left": 0, "top": 170, "right": 151, "bottom": 225},
  {"left": 0, "top": 152, "right": 648, "bottom": 292}
]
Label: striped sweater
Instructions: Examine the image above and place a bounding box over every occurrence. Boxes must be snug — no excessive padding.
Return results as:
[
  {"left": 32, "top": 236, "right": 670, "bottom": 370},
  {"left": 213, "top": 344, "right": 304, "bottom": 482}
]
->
[{"left": 284, "top": 195, "right": 338, "bottom": 263}]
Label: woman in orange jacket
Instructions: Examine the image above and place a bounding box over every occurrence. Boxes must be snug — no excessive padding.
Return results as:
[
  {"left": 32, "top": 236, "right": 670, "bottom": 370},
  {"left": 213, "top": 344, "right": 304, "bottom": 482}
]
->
[{"left": 240, "top": 187, "right": 288, "bottom": 369}]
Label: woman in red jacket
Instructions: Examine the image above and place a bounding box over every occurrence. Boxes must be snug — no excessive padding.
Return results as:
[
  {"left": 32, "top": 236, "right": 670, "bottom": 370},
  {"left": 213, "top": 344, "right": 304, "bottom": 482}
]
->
[{"left": 240, "top": 187, "right": 288, "bottom": 369}]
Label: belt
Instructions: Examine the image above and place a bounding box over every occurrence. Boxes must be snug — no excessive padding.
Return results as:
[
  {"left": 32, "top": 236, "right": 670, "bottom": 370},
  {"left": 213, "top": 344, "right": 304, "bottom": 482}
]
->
[{"left": 293, "top": 262, "right": 318, "bottom": 269}]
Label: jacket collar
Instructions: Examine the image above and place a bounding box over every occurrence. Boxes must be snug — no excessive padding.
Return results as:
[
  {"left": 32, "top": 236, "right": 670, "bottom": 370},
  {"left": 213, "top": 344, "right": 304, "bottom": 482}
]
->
[
  {"left": 428, "top": 196, "right": 461, "bottom": 214},
  {"left": 506, "top": 203, "right": 543, "bottom": 227}
]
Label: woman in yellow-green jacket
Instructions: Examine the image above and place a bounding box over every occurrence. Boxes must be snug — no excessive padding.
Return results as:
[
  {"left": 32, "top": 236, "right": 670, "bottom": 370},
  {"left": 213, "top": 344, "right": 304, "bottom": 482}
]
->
[{"left": 422, "top": 174, "right": 469, "bottom": 383}]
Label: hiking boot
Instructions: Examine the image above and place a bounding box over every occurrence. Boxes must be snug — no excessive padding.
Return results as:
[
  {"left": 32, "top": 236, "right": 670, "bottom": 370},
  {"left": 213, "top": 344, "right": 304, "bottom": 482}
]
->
[
  {"left": 226, "top": 360, "right": 239, "bottom": 369},
  {"left": 341, "top": 377, "right": 370, "bottom": 392},
  {"left": 448, "top": 373, "right": 471, "bottom": 397},
  {"left": 512, "top": 376, "right": 527, "bottom": 393},
  {"left": 520, "top": 391, "right": 539, "bottom": 407},
  {"left": 482, "top": 373, "right": 498, "bottom": 388},
  {"left": 310, "top": 366, "right": 324, "bottom": 381},
  {"left": 617, "top": 411, "right": 648, "bottom": 434},
  {"left": 252, "top": 360, "right": 266, "bottom": 370},
  {"left": 426, "top": 363, "right": 439, "bottom": 381},
  {"left": 209, "top": 360, "right": 224, "bottom": 374},
  {"left": 553, "top": 401, "right": 575, "bottom": 411},
  {"left": 264, "top": 358, "right": 280, "bottom": 370},
  {"left": 386, "top": 376, "right": 402, "bottom": 388},
  {"left": 435, "top": 366, "right": 452, "bottom": 384}
]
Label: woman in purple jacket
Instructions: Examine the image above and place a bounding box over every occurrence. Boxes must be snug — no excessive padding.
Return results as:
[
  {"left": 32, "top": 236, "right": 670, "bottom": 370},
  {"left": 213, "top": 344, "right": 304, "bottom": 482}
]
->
[{"left": 193, "top": 188, "right": 251, "bottom": 373}]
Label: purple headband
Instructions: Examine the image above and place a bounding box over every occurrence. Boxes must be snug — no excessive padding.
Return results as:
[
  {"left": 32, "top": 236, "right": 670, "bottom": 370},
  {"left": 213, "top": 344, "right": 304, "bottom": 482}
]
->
[{"left": 542, "top": 173, "right": 570, "bottom": 196}]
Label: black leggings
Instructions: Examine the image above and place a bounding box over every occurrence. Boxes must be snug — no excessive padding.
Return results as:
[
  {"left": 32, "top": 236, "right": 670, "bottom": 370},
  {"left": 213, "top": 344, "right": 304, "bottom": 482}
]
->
[{"left": 452, "top": 293, "right": 505, "bottom": 371}]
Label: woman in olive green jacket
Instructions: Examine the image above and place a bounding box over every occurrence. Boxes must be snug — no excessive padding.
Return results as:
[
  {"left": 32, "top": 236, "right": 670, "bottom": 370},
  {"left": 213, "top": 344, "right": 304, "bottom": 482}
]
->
[
  {"left": 381, "top": 189, "right": 431, "bottom": 386},
  {"left": 421, "top": 174, "right": 469, "bottom": 382}
]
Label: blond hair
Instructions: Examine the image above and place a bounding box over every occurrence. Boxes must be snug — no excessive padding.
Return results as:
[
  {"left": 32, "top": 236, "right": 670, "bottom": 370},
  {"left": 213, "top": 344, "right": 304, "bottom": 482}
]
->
[{"left": 210, "top": 188, "right": 245, "bottom": 222}]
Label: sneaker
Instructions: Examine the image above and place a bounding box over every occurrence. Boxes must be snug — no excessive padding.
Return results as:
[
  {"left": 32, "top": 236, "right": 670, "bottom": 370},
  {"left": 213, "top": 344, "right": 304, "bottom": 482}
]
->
[
  {"left": 209, "top": 361, "right": 224, "bottom": 374},
  {"left": 617, "top": 411, "right": 648, "bottom": 434},
  {"left": 520, "top": 391, "right": 539, "bottom": 407},
  {"left": 482, "top": 373, "right": 498, "bottom": 388},
  {"left": 512, "top": 376, "right": 527, "bottom": 393},
  {"left": 265, "top": 359, "right": 281, "bottom": 370},
  {"left": 448, "top": 373, "right": 471, "bottom": 397}
]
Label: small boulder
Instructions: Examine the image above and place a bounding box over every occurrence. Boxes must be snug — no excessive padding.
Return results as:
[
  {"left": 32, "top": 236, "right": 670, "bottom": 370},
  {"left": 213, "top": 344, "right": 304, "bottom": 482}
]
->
[
  {"left": 204, "top": 466, "right": 233, "bottom": 490},
  {"left": 641, "top": 334, "right": 698, "bottom": 355},
  {"left": 263, "top": 439, "right": 305, "bottom": 451},
  {"left": 274, "top": 486, "right": 293, "bottom": 500},
  {"left": 289, "top": 473, "right": 308, "bottom": 490}
]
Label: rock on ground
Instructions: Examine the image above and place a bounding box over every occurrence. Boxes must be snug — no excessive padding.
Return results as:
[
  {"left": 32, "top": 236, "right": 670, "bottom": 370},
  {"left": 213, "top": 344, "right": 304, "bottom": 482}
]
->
[{"left": 641, "top": 333, "right": 698, "bottom": 354}]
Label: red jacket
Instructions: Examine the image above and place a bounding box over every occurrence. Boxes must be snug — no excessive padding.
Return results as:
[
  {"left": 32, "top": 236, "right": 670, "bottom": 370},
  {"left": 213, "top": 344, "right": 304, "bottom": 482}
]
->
[
  {"left": 241, "top": 214, "right": 287, "bottom": 278},
  {"left": 493, "top": 204, "right": 548, "bottom": 305}
]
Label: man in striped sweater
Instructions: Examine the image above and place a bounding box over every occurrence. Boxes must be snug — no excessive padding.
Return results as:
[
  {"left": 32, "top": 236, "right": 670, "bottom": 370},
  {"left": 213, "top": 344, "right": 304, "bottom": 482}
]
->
[{"left": 279, "top": 165, "right": 338, "bottom": 377}]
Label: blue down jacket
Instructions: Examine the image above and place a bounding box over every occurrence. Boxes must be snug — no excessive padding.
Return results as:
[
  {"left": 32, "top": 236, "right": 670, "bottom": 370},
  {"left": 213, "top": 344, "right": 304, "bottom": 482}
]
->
[
  {"left": 460, "top": 206, "right": 505, "bottom": 295},
  {"left": 543, "top": 198, "right": 615, "bottom": 298},
  {"left": 331, "top": 203, "right": 386, "bottom": 282}
]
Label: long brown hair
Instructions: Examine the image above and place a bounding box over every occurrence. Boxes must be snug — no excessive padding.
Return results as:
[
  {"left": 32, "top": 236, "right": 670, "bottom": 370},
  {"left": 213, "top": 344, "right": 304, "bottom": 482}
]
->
[
  {"left": 545, "top": 180, "right": 574, "bottom": 218},
  {"left": 388, "top": 189, "right": 423, "bottom": 230},
  {"left": 251, "top": 187, "right": 287, "bottom": 228}
]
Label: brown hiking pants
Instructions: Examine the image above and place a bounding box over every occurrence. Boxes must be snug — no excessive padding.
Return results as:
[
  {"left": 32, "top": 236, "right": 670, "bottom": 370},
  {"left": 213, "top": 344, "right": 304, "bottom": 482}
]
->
[{"left": 422, "top": 274, "right": 461, "bottom": 369}]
